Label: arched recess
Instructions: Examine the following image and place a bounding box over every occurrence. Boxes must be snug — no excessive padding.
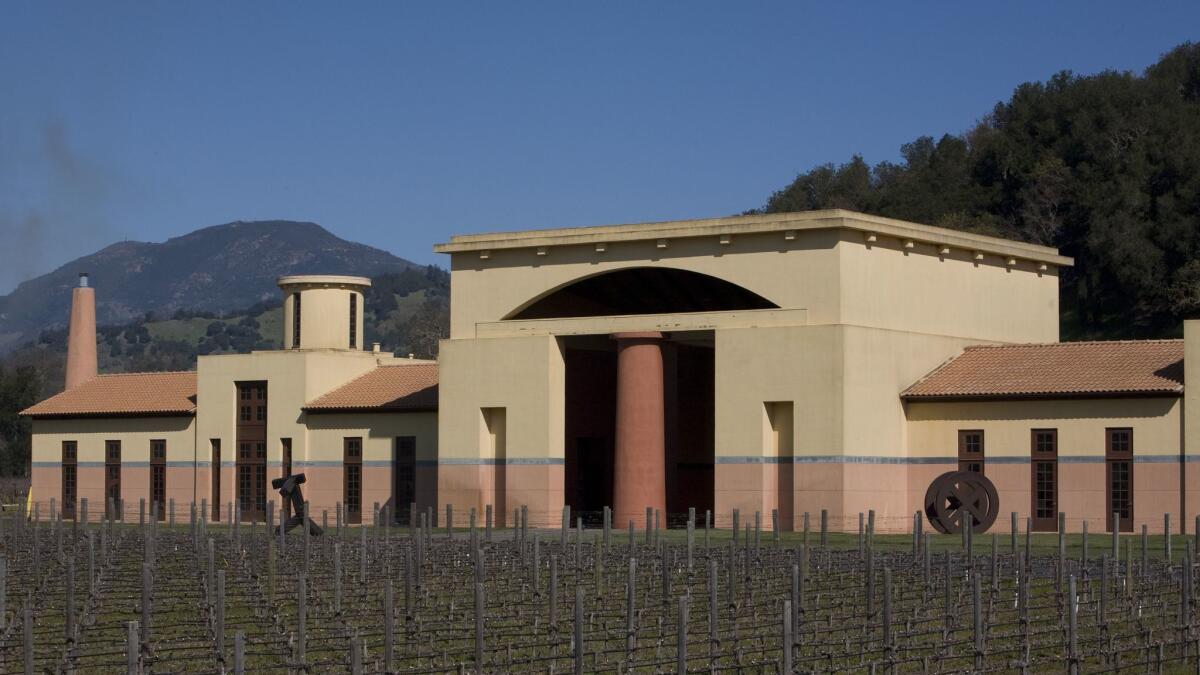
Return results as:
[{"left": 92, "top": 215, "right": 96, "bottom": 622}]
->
[{"left": 505, "top": 267, "right": 780, "bottom": 320}]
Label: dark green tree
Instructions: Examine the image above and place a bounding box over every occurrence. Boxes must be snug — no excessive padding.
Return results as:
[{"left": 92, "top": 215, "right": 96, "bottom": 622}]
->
[
  {"left": 756, "top": 42, "right": 1200, "bottom": 339},
  {"left": 0, "top": 364, "right": 41, "bottom": 476}
]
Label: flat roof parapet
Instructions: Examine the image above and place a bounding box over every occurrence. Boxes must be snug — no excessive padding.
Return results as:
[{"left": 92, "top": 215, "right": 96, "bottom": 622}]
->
[{"left": 435, "top": 209, "right": 1073, "bottom": 267}]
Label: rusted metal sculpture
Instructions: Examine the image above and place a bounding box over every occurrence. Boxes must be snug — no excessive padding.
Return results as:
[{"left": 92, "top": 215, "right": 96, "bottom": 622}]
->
[
  {"left": 272, "top": 473, "right": 323, "bottom": 536},
  {"left": 924, "top": 470, "right": 999, "bottom": 534}
]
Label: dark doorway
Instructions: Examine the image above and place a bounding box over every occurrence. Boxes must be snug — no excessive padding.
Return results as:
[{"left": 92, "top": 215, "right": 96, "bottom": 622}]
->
[
  {"left": 564, "top": 339, "right": 616, "bottom": 523},
  {"left": 62, "top": 441, "right": 77, "bottom": 520},
  {"left": 344, "top": 436, "right": 363, "bottom": 525},
  {"left": 150, "top": 439, "right": 166, "bottom": 521},
  {"left": 562, "top": 332, "right": 714, "bottom": 527},
  {"left": 105, "top": 440, "right": 121, "bottom": 519},
  {"left": 394, "top": 436, "right": 416, "bottom": 524}
]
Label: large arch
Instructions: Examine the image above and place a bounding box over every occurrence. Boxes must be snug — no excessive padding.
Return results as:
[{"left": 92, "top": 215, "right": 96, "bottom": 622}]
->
[{"left": 504, "top": 266, "right": 780, "bottom": 321}]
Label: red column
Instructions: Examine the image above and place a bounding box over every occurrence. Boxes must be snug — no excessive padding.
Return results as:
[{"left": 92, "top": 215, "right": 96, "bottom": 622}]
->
[{"left": 612, "top": 332, "right": 666, "bottom": 529}]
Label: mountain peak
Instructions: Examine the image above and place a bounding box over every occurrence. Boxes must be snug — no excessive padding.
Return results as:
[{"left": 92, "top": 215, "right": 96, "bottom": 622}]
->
[{"left": 0, "top": 219, "right": 418, "bottom": 352}]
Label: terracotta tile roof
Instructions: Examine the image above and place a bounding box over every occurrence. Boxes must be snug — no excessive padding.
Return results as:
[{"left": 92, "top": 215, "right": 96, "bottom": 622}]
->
[
  {"left": 902, "top": 340, "right": 1184, "bottom": 400},
  {"left": 304, "top": 363, "right": 438, "bottom": 412},
  {"left": 21, "top": 371, "right": 198, "bottom": 417}
]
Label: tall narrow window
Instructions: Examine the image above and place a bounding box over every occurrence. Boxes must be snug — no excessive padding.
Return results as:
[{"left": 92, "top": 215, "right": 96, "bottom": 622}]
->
[
  {"left": 292, "top": 292, "right": 302, "bottom": 348},
  {"left": 344, "top": 437, "right": 363, "bottom": 525},
  {"left": 211, "top": 439, "right": 221, "bottom": 522},
  {"left": 958, "top": 430, "right": 984, "bottom": 474},
  {"left": 349, "top": 293, "right": 357, "bottom": 349},
  {"left": 61, "top": 441, "right": 77, "bottom": 520},
  {"left": 394, "top": 436, "right": 416, "bottom": 524},
  {"left": 150, "top": 439, "right": 166, "bottom": 521},
  {"left": 281, "top": 438, "right": 293, "bottom": 520},
  {"left": 238, "top": 442, "right": 253, "bottom": 514},
  {"left": 1107, "top": 427, "right": 1133, "bottom": 532},
  {"left": 1030, "top": 429, "right": 1057, "bottom": 532},
  {"left": 105, "top": 440, "right": 121, "bottom": 520},
  {"left": 235, "top": 381, "right": 268, "bottom": 523}
]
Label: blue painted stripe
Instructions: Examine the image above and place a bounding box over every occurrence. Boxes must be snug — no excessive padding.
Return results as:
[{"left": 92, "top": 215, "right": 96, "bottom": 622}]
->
[
  {"left": 716, "top": 455, "right": 957, "bottom": 465},
  {"left": 716, "top": 454, "right": 1198, "bottom": 465},
  {"left": 435, "top": 458, "right": 565, "bottom": 466},
  {"left": 1134, "top": 455, "right": 1187, "bottom": 463},
  {"left": 714, "top": 456, "right": 792, "bottom": 465},
  {"left": 34, "top": 460, "right": 196, "bottom": 468},
  {"left": 34, "top": 454, "right": 1198, "bottom": 470}
]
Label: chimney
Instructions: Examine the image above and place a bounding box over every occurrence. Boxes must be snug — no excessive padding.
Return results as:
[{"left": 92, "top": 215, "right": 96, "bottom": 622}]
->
[
  {"left": 371, "top": 342, "right": 381, "bottom": 354},
  {"left": 65, "top": 273, "right": 98, "bottom": 389}
]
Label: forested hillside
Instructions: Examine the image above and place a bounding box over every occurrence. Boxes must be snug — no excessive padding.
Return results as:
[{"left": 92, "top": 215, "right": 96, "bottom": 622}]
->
[{"left": 754, "top": 43, "right": 1200, "bottom": 340}]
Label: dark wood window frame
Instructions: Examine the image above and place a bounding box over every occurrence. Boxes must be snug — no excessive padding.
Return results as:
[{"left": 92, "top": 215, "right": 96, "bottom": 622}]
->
[
  {"left": 62, "top": 441, "right": 77, "bottom": 519},
  {"left": 235, "top": 381, "right": 268, "bottom": 523},
  {"left": 1030, "top": 429, "right": 1058, "bottom": 532},
  {"left": 957, "top": 429, "right": 985, "bottom": 474},
  {"left": 349, "top": 293, "right": 358, "bottom": 349},
  {"left": 1106, "top": 427, "right": 1133, "bottom": 532},
  {"left": 292, "top": 293, "right": 302, "bottom": 348},
  {"left": 344, "top": 437, "right": 363, "bottom": 525},
  {"left": 211, "top": 439, "right": 221, "bottom": 521},
  {"left": 105, "top": 440, "right": 121, "bottom": 520},
  {"left": 281, "top": 438, "right": 293, "bottom": 520},
  {"left": 150, "top": 439, "right": 166, "bottom": 521}
]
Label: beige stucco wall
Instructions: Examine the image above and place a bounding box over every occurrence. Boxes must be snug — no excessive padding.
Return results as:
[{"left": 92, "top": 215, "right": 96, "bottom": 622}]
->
[
  {"left": 837, "top": 233, "right": 1059, "bottom": 343},
  {"left": 436, "top": 334, "right": 565, "bottom": 525},
  {"left": 907, "top": 397, "right": 1183, "bottom": 532},
  {"left": 195, "top": 349, "right": 396, "bottom": 519},
  {"left": 444, "top": 212, "right": 1063, "bottom": 345},
  {"left": 30, "top": 415, "right": 196, "bottom": 516},
  {"left": 436, "top": 335, "right": 565, "bottom": 462},
  {"left": 712, "top": 324, "right": 983, "bottom": 530},
  {"left": 304, "top": 411, "right": 439, "bottom": 519},
  {"left": 1186, "top": 321, "right": 1200, "bottom": 526}
]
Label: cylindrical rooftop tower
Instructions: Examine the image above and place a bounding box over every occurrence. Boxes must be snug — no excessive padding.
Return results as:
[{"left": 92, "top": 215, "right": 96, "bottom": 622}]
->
[
  {"left": 278, "top": 275, "right": 372, "bottom": 350},
  {"left": 65, "top": 272, "right": 98, "bottom": 389}
]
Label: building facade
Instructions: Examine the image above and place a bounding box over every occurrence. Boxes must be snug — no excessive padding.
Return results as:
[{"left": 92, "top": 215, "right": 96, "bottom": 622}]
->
[
  {"left": 22, "top": 210, "right": 1200, "bottom": 533},
  {"left": 25, "top": 275, "right": 438, "bottom": 524}
]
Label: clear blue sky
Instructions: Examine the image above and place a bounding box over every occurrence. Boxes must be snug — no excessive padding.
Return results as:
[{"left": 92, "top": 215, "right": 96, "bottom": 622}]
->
[{"left": 1, "top": 2, "right": 1197, "bottom": 293}]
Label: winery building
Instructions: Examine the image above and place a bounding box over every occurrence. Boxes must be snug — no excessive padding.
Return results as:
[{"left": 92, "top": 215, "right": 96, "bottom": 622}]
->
[{"left": 22, "top": 210, "right": 1200, "bottom": 533}]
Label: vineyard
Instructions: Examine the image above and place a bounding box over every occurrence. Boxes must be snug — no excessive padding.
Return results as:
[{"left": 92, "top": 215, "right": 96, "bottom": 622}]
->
[{"left": 1, "top": 501, "right": 1200, "bottom": 673}]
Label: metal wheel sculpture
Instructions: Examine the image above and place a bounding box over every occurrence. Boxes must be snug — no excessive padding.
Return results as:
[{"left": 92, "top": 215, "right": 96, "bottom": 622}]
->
[{"left": 923, "top": 471, "right": 999, "bottom": 534}]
